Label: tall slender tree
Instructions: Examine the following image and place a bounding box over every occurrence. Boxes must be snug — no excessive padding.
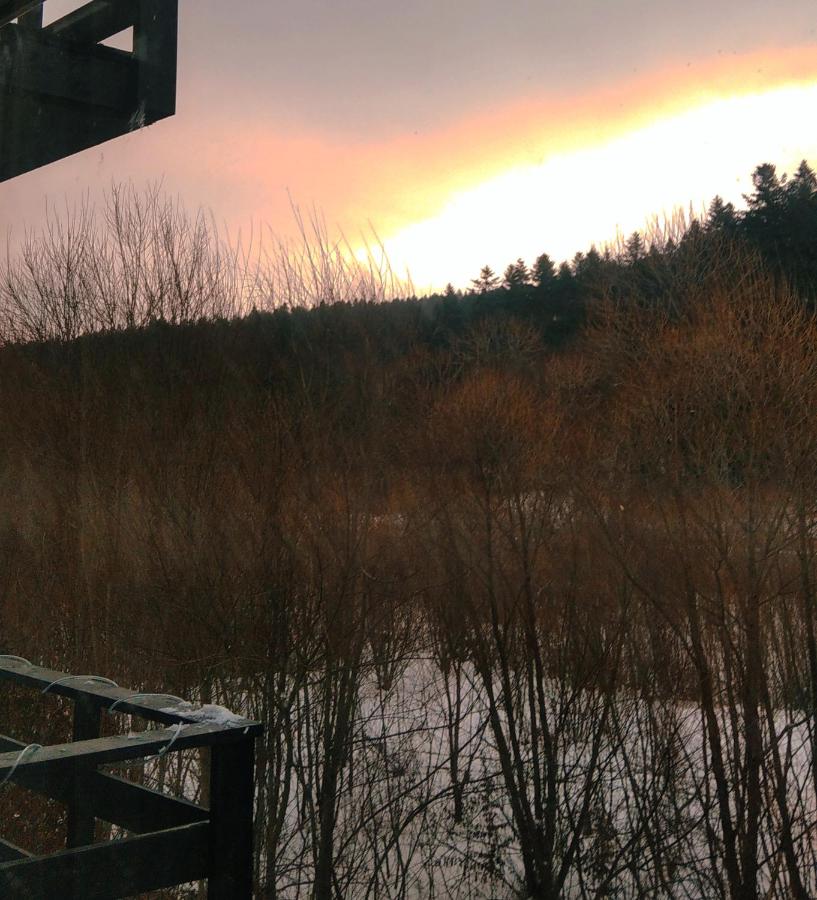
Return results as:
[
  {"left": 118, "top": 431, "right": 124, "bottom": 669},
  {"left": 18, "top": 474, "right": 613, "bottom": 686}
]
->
[
  {"left": 471, "top": 265, "right": 500, "bottom": 294},
  {"left": 503, "top": 258, "right": 530, "bottom": 290}
]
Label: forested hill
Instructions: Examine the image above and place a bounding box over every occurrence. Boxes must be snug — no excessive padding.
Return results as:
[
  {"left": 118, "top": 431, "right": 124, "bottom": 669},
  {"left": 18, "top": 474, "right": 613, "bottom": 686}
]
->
[
  {"left": 1, "top": 159, "right": 815, "bottom": 383},
  {"left": 2, "top": 160, "right": 817, "bottom": 898}
]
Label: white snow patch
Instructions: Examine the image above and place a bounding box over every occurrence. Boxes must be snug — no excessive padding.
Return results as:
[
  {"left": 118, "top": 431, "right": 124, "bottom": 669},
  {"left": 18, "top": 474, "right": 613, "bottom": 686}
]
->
[{"left": 159, "top": 702, "right": 246, "bottom": 727}]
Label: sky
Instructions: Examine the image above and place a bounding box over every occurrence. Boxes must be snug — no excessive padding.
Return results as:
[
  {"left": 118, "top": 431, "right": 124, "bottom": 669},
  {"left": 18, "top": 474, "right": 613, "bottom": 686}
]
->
[{"left": 1, "top": 0, "right": 816, "bottom": 292}]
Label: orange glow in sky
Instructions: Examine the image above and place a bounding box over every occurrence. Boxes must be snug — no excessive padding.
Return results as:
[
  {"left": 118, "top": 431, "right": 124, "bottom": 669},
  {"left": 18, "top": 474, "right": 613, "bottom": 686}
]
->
[
  {"left": 373, "top": 84, "right": 817, "bottom": 291},
  {"left": 2, "top": 37, "right": 817, "bottom": 298},
  {"left": 345, "top": 47, "right": 817, "bottom": 291}
]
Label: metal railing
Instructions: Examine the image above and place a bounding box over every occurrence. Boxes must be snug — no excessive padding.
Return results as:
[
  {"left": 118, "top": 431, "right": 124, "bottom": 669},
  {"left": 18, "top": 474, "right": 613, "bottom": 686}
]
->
[
  {"left": 0, "top": 0, "right": 178, "bottom": 182},
  {"left": 0, "top": 658, "right": 261, "bottom": 899}
]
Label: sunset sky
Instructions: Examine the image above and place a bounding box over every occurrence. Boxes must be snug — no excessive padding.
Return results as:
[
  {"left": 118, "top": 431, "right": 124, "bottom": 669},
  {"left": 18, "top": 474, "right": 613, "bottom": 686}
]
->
[{"left": 1, "top": 0, "right": 816, "bottom": 292}]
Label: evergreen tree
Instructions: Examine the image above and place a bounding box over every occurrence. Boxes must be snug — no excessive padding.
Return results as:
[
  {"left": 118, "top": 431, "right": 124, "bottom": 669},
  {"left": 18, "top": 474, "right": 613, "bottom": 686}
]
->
[
  {"left": 532, "top": 253, "right": 556, "bottom": 288},
  {"left": 782, "top": 161, "right": 817, "bottom": 299},
  {"left": 743, "top": 162, "right": 796, "bottom": 276},
  {"left": 745, "top": 163, "right": 786, "bottom": 211},
  {"left": 787, "top": 160, "right": 817, "bottom": 202},
  {"left": 503, "top": 258, "right": 530, "bottom": 290},
  {"left": 625, "top": 231, "right": 644, "bottom": 263},
  {"left": 471, "top": 266, "right": 500, "bottom": 294},
  {"left": 574, "top": 246, "right": 603, "bottom": 284},
  {"left": 706, "top": 196, "right": 738, "bottom": 233}
]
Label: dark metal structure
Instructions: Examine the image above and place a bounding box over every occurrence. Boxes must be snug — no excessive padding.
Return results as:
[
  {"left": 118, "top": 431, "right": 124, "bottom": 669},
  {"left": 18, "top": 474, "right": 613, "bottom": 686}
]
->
[
  {"left": 0, "top": 0, "right": 178, "bottom": 182},
  {"left": 0, "top": 659, "right": 261, "bottom": 899}
]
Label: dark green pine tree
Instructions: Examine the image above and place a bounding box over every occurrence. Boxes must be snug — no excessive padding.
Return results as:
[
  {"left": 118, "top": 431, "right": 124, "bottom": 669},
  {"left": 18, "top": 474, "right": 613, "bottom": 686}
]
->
[
  {"left": 745, "top": 162, "right": 786, "bottom": 212},
  {"left": 503, "top": 258, "right": 530, "bottom": 290},
  {"left": 573, "top": 246, "right": 605, "bottom": 293},
  {"left": 742, "top": 163, "right": 789, "bottom": 250},
  {"left": 532, "top": 252, "right": 556, "bottom": 288},
  {"left": 471, "top": 265, "right": 500, "bottom": 294},
  {"left": 787, "top": 159, "right": 817, "bottom": 201},
  {"left": 781, "top": 160, "right": 817, "bottom": 300},
  {"left": 743, "top": 161, "right": 809, "bottom": 294},
  {"left": 706, "top": 195, "right": 738, "bottom": 233},
  {"left": 625, "top": 231, "right": 644, "bottom": 264}
]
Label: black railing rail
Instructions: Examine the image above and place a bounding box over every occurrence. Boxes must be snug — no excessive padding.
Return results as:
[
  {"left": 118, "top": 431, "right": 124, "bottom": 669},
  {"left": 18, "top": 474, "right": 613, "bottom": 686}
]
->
[{"left": 0, "top": 659, "right": 261, "bottom": 899}]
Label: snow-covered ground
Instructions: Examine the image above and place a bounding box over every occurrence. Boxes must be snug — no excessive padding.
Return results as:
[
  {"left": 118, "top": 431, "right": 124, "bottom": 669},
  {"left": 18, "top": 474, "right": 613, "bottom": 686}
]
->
[{"left": 128, "top": 656, "right": 817, "bottom": 899}]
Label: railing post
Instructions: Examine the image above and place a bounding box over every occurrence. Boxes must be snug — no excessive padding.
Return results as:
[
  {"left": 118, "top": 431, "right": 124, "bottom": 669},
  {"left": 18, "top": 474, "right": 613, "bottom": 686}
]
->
[
  {"left": 208, "top": 737, "right": 255, "bottom": 899},
  {"left": 66, "top": 695, "right": 101, "bottom": 849},
  {"left": 134, "top": 0, "right": 178, "bottom": 122}
]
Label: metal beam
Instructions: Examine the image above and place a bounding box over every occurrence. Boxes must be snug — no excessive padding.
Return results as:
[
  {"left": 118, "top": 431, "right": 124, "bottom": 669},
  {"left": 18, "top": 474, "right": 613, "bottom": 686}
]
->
[
  {"left": 0, "top": 27, "right": 136, "bottom": 109},
  {"left": 46, "top": 0, "right": 139, "bottom": 45},
  {"left": 66, "top": 696, "right": 102, "bottom": 848},
  {"left": 0, "top": 721, "right": 262, "bottom": 782},
  {"left": 80, "top": 771, "right": 210, "bottom": 834},
  {"left": 17, "top": 3, "right": 42, "bottom": 29},
  {"left": 0, "top": 839, "right": 29, "bottom": 864},
  {"left": 0, "top": 0, "right": 178, "bottom": 183},
  {"left": 0, "top": 822, "right": 210, "bottom": 899},
  {"left": 0, "top": 732, "right": 208, "bottom": 835},
  {"left": 134, "top": 0, "right": 177, "bottom": 120},
  {"left": 0, "top": 659, "right": 260, "bottom": 898},
  {"left": 0, "top": 661, "right": 256, "bottom": 728},
  {"left": 209, "top": 737, "right": 256, "bottom": 898},
  {"left": 0, "top": 0, "right": 41, "bottom": 29}
]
